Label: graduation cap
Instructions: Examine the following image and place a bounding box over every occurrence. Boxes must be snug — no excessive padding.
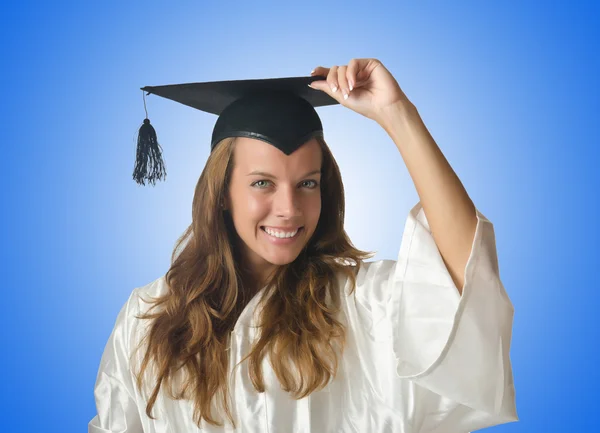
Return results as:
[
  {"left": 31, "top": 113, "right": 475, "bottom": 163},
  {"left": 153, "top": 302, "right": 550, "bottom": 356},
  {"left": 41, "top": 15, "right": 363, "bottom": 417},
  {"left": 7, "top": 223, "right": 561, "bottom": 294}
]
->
[{"left": 134, "top": 76, "right": 338, "bottom": 186}]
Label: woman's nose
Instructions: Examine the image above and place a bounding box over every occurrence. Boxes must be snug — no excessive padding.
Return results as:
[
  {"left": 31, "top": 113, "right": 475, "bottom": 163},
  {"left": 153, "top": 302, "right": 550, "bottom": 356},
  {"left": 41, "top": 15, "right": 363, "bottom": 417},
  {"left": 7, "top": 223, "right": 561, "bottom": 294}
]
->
[{"left": 274, "top": 186, "right": 302, "bottom": 218}]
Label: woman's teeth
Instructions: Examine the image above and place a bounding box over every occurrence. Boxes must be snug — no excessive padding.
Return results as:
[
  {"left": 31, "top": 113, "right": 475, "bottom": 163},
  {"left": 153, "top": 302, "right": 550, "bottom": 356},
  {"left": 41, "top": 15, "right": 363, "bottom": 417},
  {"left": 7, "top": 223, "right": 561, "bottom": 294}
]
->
[{"left": 262, "top": 227, "right": 300, "bottom": 238}]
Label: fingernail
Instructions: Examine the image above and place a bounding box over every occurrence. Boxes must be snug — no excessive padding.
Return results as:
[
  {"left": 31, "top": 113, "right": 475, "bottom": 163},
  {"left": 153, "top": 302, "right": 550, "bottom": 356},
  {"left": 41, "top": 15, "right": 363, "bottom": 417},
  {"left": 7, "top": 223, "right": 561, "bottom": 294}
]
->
[
  {"left": 331, "top": 85, "right": 337, "bottom": 92},
  {"left": 343, "top": 92, "right": 348, "bottom": 100},
  {"left": 310, "top": 69, "right": 315, "bottom": 75},
  {"left": 349, "top": 81, "right": 353, "bottom": 91}
]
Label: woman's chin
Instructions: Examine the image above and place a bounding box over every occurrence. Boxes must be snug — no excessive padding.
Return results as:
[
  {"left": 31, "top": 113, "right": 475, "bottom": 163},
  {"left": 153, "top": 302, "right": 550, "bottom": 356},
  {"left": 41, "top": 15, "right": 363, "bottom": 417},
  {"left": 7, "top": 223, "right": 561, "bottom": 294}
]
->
[{"left": 263, "top": 253, "right": 300, "bottom": 266}]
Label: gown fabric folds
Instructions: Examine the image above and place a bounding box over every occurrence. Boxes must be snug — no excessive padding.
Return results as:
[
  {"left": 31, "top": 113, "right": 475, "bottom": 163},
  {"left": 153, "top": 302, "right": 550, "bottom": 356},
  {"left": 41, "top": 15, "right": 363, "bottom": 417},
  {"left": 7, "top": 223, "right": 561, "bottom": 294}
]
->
[{"left": 89, "top": 202, "right": 518, "bottom": 433}]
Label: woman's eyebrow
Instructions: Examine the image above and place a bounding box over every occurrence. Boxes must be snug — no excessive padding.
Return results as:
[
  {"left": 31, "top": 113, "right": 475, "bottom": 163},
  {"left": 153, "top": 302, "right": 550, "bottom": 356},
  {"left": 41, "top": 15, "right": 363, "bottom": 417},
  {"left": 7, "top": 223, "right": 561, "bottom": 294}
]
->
[{"left": 246, "top": 169, "right": 321, "bottom": 178}]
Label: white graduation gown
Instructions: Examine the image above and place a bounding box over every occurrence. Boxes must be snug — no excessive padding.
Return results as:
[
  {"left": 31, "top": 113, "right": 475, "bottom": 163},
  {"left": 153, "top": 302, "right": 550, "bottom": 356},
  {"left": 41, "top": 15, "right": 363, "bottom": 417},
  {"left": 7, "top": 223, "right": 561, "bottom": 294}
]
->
[{"left": 89, "top": 202, "right": 518, "bottom": 433}]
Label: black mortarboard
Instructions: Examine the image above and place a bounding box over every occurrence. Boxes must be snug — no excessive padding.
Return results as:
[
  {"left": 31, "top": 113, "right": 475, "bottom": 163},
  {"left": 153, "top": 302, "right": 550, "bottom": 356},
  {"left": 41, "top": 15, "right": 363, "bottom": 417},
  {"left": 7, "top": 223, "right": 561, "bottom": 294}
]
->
[{"left": 134, "top": 76, "right": 337, "bottom": 186}]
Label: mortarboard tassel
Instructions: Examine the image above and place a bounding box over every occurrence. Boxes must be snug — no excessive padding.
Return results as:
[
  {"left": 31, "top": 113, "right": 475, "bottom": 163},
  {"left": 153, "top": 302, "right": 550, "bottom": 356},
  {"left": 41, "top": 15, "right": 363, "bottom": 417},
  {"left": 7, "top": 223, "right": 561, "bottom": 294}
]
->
[{"left": 133, "top": 91, "right": 167, "bottom": 186}]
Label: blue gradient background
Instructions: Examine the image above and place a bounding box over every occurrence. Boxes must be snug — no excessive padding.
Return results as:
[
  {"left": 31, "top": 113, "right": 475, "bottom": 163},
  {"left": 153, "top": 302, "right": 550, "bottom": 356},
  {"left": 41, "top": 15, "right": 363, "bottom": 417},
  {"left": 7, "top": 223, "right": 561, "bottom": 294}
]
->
[{"left": 2, "top": 1, "right": 598, "bottom": 432}]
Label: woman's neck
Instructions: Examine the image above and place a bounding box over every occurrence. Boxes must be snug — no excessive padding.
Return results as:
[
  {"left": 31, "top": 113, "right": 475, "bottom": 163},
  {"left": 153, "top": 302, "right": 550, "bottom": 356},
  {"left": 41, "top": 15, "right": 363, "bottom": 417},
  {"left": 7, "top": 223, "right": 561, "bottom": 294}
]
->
[
  {"left": 232, "top": 237, "right": 277, "bottom": 295},
  {"left": 239, "top": 261, "right": 274, "bottom": 297}
]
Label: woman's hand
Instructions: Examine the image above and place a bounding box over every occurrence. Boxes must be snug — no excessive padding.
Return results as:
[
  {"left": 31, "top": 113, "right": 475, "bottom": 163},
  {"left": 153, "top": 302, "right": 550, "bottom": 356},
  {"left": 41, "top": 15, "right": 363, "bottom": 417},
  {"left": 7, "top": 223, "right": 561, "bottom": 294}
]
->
[{"left": 309, "top": 58, "right": 415, "bottom": 124}]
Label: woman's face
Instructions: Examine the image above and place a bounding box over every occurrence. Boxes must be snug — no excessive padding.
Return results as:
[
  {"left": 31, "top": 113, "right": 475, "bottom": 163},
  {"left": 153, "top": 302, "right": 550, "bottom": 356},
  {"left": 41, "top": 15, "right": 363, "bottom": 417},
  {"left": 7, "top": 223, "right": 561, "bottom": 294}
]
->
[{"left": 226, "top": 137, "right": 323, "bottom": 285}]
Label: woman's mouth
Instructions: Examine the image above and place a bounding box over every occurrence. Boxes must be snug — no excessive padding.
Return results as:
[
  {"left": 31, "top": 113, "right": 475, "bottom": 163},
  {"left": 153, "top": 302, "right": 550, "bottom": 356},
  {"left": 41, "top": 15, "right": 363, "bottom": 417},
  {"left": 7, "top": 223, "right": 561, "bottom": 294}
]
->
[{"left": 260, "top": 226, "right": 304, "bottom": 244}]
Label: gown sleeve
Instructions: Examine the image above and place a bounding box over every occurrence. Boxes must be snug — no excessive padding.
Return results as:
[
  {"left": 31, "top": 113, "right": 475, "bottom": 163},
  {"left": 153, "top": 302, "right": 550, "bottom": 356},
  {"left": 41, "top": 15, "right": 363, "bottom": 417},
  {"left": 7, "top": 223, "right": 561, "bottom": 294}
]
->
[
  {"left": 88, "top": 289, "right": 144, "bottom": 433},
  {"left": 354, "top": 202, "right": 518, "bottom": 432}
]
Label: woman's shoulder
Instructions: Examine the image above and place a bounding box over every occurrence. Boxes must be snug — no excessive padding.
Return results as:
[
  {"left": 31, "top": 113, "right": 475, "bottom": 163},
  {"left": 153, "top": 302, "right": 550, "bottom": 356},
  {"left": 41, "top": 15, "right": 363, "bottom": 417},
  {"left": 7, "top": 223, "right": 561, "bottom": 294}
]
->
[
  {"left": 335, "top": 257, "right": 398, "bottom": 281},
  {"left": 334, "top": 258, "right": 399, "bottom": 302},
  {"left": 112, "top": 275, "right": 170, "bottom": 361},
  {"left": 118, "top": 274, "right": 170, "bottom": 328},
  {"left": 134, "top": 274, "right": 170, "bottom": 306}
]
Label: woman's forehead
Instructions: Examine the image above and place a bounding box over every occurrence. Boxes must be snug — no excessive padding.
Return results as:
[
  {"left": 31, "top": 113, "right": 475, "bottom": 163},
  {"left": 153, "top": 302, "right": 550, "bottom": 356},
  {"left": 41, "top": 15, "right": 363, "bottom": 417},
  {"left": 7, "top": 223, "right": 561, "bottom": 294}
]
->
[{"left": 233, "top": 138, "right": 322, "bottom": 174}]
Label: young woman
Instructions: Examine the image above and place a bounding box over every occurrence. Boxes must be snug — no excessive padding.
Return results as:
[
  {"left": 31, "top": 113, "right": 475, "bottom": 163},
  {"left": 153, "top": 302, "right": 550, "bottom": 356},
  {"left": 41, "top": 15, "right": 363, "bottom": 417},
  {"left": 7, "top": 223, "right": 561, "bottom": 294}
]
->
[{"left": 89, "top": 58, "right": 518, "bottom": 432}]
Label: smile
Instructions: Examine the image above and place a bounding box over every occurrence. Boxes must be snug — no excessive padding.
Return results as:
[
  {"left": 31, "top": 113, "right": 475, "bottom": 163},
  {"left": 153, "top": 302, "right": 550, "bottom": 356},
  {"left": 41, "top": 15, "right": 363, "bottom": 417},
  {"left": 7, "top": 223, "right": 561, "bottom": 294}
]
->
[{"left": 260, "top": 226, "right": 304, "bottom": 243}]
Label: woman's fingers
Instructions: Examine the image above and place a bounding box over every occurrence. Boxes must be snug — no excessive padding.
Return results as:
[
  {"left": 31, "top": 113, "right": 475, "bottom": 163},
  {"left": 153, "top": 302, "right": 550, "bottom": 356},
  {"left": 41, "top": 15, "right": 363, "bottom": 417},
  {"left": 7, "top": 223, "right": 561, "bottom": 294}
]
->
[
  {"left": 310, "top": 60, "right": 368, "bottom": 101},
  {"left": 346, "top": 58, "right": 359, "bottom": 90},
  {"left": 310, "top": 66, "right": 328, "bottom": 79},
  {"left": 323, "top": 65, "right": 351, "bottom": 100},
  {"left": 327, "top": 65, "right": 339, "bottom": 93},
  {"left": 337, "top": 66, "right": 350, "bottom": 99},
  {"left": 311, "top": 60, "right": 364, "bottom": 97}
]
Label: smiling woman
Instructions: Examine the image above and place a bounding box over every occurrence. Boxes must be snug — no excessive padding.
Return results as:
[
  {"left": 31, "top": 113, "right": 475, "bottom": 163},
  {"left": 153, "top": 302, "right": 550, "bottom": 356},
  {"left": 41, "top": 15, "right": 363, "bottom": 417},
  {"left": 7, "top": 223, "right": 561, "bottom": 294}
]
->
[
  {"left": 225, "top": 136, "right": 324, "bottom": 286},
  {"left": 122, "top": 129, "right": 373, "bottom": 432},
  {"left": 89, "top": 64, "right": 517, "bottom": 433}
]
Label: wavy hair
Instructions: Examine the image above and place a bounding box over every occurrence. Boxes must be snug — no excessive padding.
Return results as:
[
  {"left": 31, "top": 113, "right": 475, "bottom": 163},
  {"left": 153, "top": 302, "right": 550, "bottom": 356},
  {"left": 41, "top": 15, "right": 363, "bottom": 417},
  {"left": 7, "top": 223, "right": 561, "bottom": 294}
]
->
[{"left": 133, "top": 136, "right": 374, "bottom": 429}]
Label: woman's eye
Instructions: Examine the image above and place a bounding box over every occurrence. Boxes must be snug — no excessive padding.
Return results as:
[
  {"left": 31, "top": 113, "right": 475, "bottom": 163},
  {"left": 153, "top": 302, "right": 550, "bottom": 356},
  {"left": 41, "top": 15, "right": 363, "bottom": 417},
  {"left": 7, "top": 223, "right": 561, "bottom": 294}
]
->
[
  {"left": 251, "top": 179, "right": 319, "bottom": 189},
  {"left": 301, "top": 180, "right": 319, "bottom": 189},
  {"left": 251, "top": 180, "right": 271, "bottom": 188}
]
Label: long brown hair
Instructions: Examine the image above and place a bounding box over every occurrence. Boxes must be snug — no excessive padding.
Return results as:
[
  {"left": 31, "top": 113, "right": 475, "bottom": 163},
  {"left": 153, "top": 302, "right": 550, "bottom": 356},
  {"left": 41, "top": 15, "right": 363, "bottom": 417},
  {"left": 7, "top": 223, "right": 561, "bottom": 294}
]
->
[{"left": 133, "top": 136, "right": 374, "bottom": 428}]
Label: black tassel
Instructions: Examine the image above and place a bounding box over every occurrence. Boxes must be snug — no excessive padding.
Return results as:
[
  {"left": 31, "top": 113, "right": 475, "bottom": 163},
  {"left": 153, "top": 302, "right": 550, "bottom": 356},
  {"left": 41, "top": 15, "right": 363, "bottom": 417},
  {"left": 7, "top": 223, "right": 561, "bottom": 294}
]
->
[{"left": 133, "top": 118, "right": 166, "bottom": 186}]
